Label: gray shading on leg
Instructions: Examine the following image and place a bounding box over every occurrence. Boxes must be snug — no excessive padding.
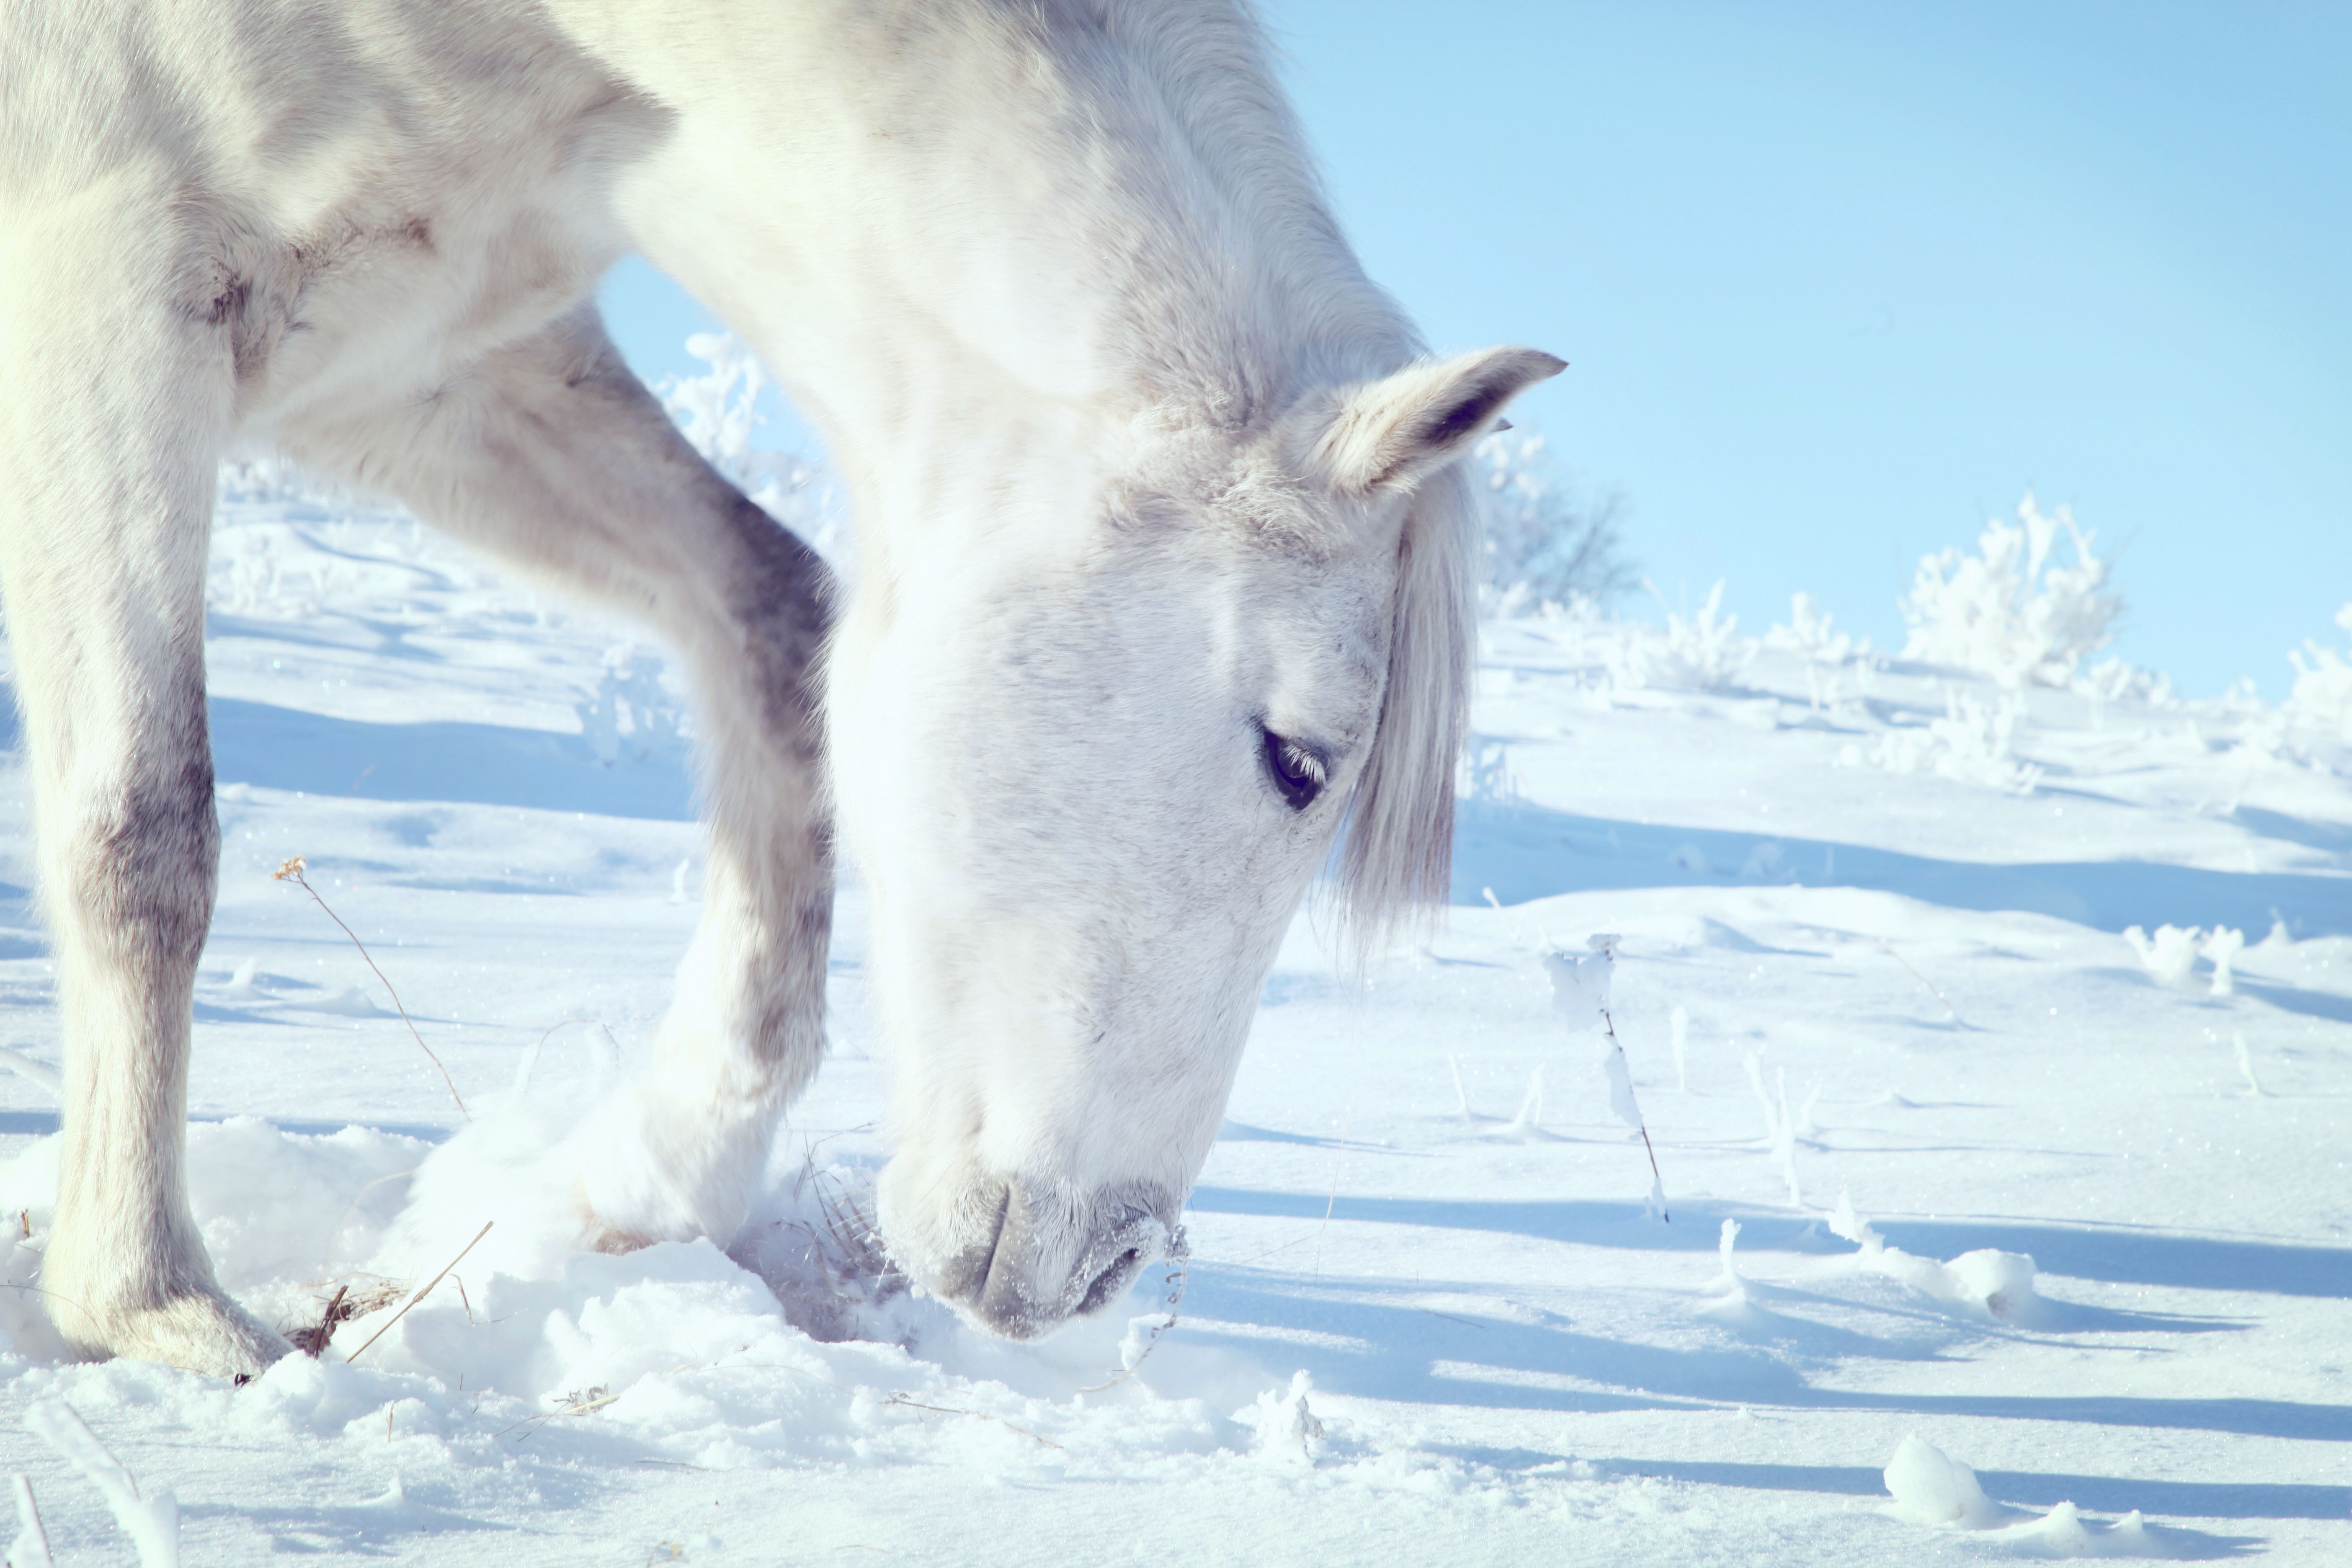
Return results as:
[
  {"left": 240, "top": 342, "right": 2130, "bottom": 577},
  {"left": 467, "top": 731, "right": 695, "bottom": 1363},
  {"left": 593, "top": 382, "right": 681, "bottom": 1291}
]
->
[
  {"left": 280, "top": 304, "right": 835, "bottom": 1252},
  {"left": 0, "top": 205, "right": 286, "bottom": 1375}
]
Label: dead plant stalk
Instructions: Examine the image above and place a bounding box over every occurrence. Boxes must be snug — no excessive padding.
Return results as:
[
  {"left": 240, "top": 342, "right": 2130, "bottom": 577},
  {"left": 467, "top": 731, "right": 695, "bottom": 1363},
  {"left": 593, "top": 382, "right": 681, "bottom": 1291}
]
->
[
  {"left": 275, "top": 854, "right": 468, "bottom": 1119},
  {"left": 344, "top": 1220, "right": 494, "bottom": 1364}
]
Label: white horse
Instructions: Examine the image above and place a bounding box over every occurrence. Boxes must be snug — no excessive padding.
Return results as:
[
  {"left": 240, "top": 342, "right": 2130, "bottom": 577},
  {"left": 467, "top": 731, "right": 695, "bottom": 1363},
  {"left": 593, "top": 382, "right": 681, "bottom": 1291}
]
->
[{"left": 0, "top": 0, "right": 1559, "bottom": 1375}]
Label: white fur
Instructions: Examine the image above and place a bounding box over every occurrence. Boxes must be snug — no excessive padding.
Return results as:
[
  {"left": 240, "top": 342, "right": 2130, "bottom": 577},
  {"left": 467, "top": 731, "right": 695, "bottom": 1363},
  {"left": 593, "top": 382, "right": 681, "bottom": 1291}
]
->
[{"left": 0, "top": 0, "right": 1559, "bottom": 1368}]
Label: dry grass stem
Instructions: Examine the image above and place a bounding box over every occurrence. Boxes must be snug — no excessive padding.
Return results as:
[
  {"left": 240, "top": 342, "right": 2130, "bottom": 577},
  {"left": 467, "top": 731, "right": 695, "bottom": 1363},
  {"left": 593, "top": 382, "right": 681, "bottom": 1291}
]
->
[
  {"left": 883, "top": 1394, "right": 1063, "bottom": 1450},
  {"left": 1599, "top": 1000, "right": 1669, "bottom": 1222},
  {"left": 1876, "top": 936, "right": 1965, "bottom": 1024},
  {"left": 344, "top": 1221, "right": 494, "bottom": 1364},
  {"left": 1076, "top": 1229, "right": 1189, "bottom": 1394},
  {"left": 289, "top": 1278, "right": 406, "bottom": 1357},
  {"left": 274, "top": 855, "right": 469, "bottom": 1119}
]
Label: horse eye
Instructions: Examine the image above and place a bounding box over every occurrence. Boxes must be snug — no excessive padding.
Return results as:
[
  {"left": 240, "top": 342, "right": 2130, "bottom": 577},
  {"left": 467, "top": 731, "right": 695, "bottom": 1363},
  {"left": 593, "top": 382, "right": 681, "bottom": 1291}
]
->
[{"left": 1261, "top": 728, "right": 1327, "bottom": 811}]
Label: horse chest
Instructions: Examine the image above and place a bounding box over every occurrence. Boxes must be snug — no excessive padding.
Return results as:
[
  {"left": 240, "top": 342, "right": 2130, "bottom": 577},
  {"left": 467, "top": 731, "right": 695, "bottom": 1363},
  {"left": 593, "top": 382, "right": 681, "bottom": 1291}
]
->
[
  {"left": 192, "top": 32, "right": 655, "bottom": 428},
  {"left": 234, "top": 186, "right": 614, "bottom": 430}
]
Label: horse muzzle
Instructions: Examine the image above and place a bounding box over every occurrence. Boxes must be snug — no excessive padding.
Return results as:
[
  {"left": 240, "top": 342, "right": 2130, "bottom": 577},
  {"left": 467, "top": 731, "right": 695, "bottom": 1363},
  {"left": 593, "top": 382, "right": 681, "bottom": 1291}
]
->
[{"left": 913, "top": 1177, "right": 1177, "bottom": 1340}]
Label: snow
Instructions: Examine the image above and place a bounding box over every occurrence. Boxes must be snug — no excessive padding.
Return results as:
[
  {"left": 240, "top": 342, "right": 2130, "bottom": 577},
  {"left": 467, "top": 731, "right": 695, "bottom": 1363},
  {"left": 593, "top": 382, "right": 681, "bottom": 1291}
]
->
[{"left": 0, "top": 481, "right": 2345, "bottom": 1563}]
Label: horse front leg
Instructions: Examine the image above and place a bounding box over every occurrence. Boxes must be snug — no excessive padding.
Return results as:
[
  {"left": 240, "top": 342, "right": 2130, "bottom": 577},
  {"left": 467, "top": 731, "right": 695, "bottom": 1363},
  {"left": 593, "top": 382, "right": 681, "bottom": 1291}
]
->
[
  {"left": 280, "top": 304, "right": 833, "bottom": 1255},
  {"left": 0, "top": 206, "right": 287, "bottom": 1375}
]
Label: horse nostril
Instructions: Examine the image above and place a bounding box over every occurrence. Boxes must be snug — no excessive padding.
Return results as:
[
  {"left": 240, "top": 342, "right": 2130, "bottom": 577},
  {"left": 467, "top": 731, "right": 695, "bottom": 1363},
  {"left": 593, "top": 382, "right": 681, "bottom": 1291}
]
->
[{"left": 1078, "top": 1246, "right": 1144, "bottom": 1315}]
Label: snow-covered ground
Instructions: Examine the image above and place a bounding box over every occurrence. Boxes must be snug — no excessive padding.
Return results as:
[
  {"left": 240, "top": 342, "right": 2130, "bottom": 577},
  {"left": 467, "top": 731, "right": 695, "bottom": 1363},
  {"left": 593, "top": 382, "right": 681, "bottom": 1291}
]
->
[{"left": 0, "top": 477, "right": 2345, "bottom": 1565}]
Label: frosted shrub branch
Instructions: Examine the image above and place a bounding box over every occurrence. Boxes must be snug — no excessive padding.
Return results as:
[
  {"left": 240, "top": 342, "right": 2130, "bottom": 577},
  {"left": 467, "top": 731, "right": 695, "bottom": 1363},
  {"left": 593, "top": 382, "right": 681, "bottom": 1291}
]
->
[
  {"left": 1901, "top": 491, "right": 2119, "bottom": 688},
  {"left": 1764, "top": 592, "right": 1869, "bottom": 664},
  {"left": 1545, "top": 935, "right": 1668, "bottom": 1218},
  {"left": 1612, "top": 579, "right": 1754, "bottom": 692},
  {"left": 1472, "top": 429, "right": 1634, "bottom": 616},
  {"left": 2285, "top": 603, "right": 2352, "bottom": 742},
  {"left": 1857, "top": 687, "right": 2042, "bottom": 794},
  {"left": 575, "top": 644, "right": 688, "bottom": 766},
  {"left": 656, "top": 331, "right": 851, "bottom": 574}
]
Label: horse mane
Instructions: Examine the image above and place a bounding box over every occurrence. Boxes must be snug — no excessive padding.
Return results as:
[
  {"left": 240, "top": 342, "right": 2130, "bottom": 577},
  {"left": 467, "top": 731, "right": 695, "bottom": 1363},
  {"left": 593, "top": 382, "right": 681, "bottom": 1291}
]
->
[
  {"left": 1081, "top": 1, "right": 1471, "bottom": 955},
  {"left": 1332, "top": 459, "right": 1475, "bottom": 959},
  {"left": 1044, "top": 1, "right": 1477, "bottom": 956}
]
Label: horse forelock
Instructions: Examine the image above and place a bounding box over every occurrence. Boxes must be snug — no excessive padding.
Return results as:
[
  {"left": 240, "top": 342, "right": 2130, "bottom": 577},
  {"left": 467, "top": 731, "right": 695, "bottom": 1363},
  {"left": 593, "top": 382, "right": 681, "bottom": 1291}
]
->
[{"left": 1329, "top": 460, "right": 1476, "bottom": 960}]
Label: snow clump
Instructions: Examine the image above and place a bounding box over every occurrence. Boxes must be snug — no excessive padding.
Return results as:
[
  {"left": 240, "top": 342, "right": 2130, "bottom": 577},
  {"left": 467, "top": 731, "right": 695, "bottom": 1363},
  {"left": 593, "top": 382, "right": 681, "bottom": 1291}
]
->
[
  {"left": 1882, "top": 1433, "right": 2162, "bottom": 1553},
  {"left": 1883, "top": 1432, "right": 1996, "bottom": 1526},
  {"left": 2118, "top": 924, "right": 2242, "bottom": 996},
  {"left": 1830, "top": 1195, "right": 2045, "bottom": 1324},
  {"left": 1243, "top": 1372, "right": 1325, "bottom": 1466}
]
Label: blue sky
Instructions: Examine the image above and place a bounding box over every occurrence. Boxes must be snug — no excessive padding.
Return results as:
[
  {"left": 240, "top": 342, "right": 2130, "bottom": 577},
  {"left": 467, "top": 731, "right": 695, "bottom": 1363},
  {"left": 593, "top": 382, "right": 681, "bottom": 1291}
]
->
[{"left": 600, "top": 1, "right": 2350, "bottom": 697}]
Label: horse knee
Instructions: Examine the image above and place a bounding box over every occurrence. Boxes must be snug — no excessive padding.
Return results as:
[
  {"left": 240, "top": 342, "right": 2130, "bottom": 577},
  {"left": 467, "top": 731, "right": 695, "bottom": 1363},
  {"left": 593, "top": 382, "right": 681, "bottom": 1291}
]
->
[{"left": 49, "top": 758, "right": 220, "bottom": 971}]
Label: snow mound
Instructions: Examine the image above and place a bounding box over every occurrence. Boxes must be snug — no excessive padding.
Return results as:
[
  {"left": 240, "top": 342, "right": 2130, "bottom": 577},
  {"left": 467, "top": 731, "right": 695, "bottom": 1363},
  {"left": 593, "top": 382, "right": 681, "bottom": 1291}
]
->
[
  {"left": 0, "top": 1117, "right": 1383, "bottom": 1496},
  {"left": 1831, "top": 1197, "right": 2047, "bottom": 1325},
  {"left": 1884, "top": 1432, "right": 1996, "bottom": 1526},
  {"left": 1883, "top": 1434, "right": 2165, "bottom": 1557}
]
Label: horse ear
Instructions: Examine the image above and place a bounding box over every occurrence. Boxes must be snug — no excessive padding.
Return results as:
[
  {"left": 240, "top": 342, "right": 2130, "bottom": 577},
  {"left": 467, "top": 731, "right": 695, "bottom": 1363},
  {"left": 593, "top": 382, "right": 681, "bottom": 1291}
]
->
[{"left": 1310, "top": 347, "right": 1565, "bottom": 495}]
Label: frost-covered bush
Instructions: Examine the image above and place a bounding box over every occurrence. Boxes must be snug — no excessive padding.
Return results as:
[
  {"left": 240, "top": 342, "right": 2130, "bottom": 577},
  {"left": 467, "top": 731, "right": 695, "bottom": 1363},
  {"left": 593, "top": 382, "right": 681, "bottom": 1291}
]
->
[
  {"left": 2122, "top": 923, "right": 2247, "bottom": 995},
  {"left": 1765, "top": 592, "right": 1868, "bottom": 663},
  {"left": 1612, "top": 580, "right": 1754, "bottom": 691},
  {"left": 217, "top": 451, "right": 355, "bottom": 508},
  {"left": 2285, "top": 603, "right": 2352, "bottom": 740},
  {"left": 1849, "top": 688, "right": 2041, "bottom": 794},
  {"left": 2073, "top": 656, "right": 2174, "bottom": 708},
  {"left": 575, "top": 643, "right": 689, "bottom": 764},
  {"left": 1901, "top": 492, "right": 2119, "bottom": 688},
  {"left": 657, "top": 332, "right": 850, "bottom": 573},
  {"left": 1472, "top": 430, "right": 1635, "bottom": 616}
]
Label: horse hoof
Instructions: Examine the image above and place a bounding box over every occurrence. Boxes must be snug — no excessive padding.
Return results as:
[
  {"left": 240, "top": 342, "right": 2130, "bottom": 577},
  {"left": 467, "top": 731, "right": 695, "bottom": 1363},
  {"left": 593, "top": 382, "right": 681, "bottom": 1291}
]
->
[{"left": 60, "top": 1289, "right": 291, "bottom": 1380}]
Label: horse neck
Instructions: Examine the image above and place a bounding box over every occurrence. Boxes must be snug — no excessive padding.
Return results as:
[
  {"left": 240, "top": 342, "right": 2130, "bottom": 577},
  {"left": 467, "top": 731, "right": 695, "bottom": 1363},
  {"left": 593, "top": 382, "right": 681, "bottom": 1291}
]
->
[{"left": 558, "top": 0, "right": 1408, "bottom": 565}]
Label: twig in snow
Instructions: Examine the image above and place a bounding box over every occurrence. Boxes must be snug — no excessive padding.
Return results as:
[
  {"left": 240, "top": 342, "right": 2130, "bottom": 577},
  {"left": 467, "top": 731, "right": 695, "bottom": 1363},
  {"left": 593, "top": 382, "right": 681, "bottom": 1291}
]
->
[
  {"left": 344, "top": 1221, "right": 493, "bottom": 1364},
  {"left": 1599, "top": 996, "right": 1669, "bottom": 1222},
  {"left": 2233, "top": 1032, "right": 2269, "bottom": 1097},
  {"left": 22, "top": 1404, "right": 175, "bottom": 1568},
  {"left": 883, "top": 1395, "right": 1063, "bottom": 1449},
  {"left": 7, "top": 1474, "right": 52, "bottom": 1568},
  {"left": 290, "top": 1284, "right": 351, "bottom": 1359},
  {"left": 1235, "top": 1104, "right": 1356, "bottom": 1267},
  {"left": 1481, "top": 886, "right": 1525, "bottom": 943},
  {"left": 0, "top": 1047, "right": 60, "bottom": 1099},
  {"left": 1875, "top": 937, "right": 1963, "bottom": 1025},
  {"left": 1744, "top": 1052, "right": 1805, "bottom": 1208},
  {"left": 274, "top": 856, "right": 468, "bottom": 1119},
  {"left": 1553, "top": 936, "right": 1669, "bottom": 1220},
  {"left": 1313, "top": 1099, "right": 1356, "bottom": 1274},
  {"left": 1507, "top": 1066, "right": 1546, "bottom": 1135},
  {"left": 499, "top": 1380, "right": 642, "bottom": 1442},
  {"left": 1078, "top": 1228, "right": 1189, "bottom": 1393},
  {"left": 311, "top": 1169, "right": 421, "bottom": 1291}
]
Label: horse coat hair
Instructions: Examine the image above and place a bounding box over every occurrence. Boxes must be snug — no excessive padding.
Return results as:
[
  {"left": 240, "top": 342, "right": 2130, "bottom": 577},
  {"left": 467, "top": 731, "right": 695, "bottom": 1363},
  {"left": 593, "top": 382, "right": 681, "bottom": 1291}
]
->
[{"left": 0, "top": 0, "right": 1559, "bottom": 1372}]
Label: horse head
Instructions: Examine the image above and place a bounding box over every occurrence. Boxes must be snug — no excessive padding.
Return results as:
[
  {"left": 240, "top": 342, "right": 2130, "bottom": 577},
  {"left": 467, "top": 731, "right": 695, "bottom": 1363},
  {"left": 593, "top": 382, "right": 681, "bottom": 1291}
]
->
[{"left": 830, "top": 346, "right": 1561, "bottom": 1336}]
